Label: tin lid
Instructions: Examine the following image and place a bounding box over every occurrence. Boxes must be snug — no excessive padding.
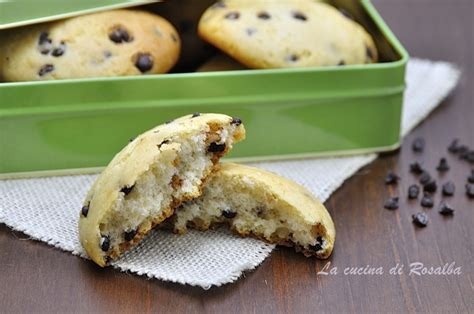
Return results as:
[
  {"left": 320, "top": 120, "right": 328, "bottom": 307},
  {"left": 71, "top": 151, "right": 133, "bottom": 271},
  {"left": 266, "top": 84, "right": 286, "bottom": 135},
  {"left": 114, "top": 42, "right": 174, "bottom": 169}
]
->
[{"left": 0, "top": 0, "right": 159, "bottom": 30}]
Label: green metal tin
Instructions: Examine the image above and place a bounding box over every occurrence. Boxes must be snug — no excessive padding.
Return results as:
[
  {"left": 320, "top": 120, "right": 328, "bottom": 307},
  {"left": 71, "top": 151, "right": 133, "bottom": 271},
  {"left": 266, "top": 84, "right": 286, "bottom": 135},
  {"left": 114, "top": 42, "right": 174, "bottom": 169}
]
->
[{"left": 0, "top": 0, "right": 409, "bottom": 178}]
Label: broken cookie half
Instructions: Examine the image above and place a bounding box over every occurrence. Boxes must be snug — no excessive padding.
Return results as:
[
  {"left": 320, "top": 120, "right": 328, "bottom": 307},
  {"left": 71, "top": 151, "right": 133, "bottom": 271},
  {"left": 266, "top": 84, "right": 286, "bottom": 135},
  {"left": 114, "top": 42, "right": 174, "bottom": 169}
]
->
[
  {"left": 171, "top": 163, "right": 335, "bottom": 258},
  {"left": 79, "top": 113, "right": 245, "bottom": 266}
]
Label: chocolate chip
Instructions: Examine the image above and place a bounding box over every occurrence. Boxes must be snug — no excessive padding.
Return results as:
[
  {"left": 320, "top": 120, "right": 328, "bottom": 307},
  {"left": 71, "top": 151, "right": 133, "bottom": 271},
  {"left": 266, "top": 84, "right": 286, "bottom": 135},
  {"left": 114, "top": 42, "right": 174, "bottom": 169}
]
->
[
  {"left": 438, "top": 202, "right": 454, "bottom": 216},
  {"left": 436, "top": 157, "right": 449, "bottom": 172},
  {"left": 100, "top": 236, "right": 110, "bottom": 251},
  {"left": 412, "top": 137, "right": 425, "bottom": 152},
  {"left": 225, "top": 11, "right": 240, "bottom": 20},
  {"left": 447, "top": 139, "right": 460, "bottom": 153},
  {"left": 286, "top": 54, "right": 299, "bottom": 62},
  {"left": 165, "top": 120, "right": 174, "bottom": 124},
  {"left": 257, "top": 11, "right": 271, "bottom": 20},
  {"left": 408, "top": 185, "right": 420, "bottom": 199},
  {"left": 292, "top": 11, "right": 307, "bottom": 21},
  {"left": 466, "top": 183, "right": 474, "bottom": 198},
  {"left": 208, "top": 142, "right": 226, "bottom": 153},
  {"left": 231, "top": 117, "right": 242, "bottom": 126},
  {"left": 109, "top": 27, "right": 132, "bottom": 44},
  {"left": 222, "top": 210, "right": 237, "bottom": 218},
  {"left": 120, "top": 184, "right": 135, "bottom": 195},
  {"left": 104, "top": 51, "right": 112, "bottom": 58},
  {"left": 81, "top": 204, "right": 90, "bottom": 217},
  {"left": 385, "top": 172, "right": 400, "bottom": 185},
  {"left": 410, "top": 161, "right": 424, "bottom": 175},
  {"left": 442, "top": 181, "right": 455, "bottom": 196},
  {"left": 191, "top": 112, "right": 200, "bottom": 118},
  {"left": 129, "top": 137, "right": 136, "bottom": 143},
  {"left": 421, "top": 194, "right": 434, "bottom": 208},
  {"left": 423, "top": 180, "right": 437, "bottom": 193},
  {"left": 38, "top": 32, "right": 50, "bottom": 45},
  {"left": 468, "top": 170, "right": 474, "bottom": 184},
  {"left": 419, "top": 171, "right": 431, "bottom": 185},
  {"left": 170, "top": 33, "right": 178, "bottom": 42},
  {"left": 256, "top": 207, "right": 265, "bottom": 217},
  {"left": 309, "top": 243, "right": 323, "bottom": 252},
  {"left": 158, "top": 139, "right": 170, "bottom": 149},
  {"left": 246, "top": 28, "right": 257, "bottom": 36},
  {"left": 384, "top": 197, "right": 399, "bottom": 210},
  {"left": 466, "top": 150, "right": 474, "bottom": 163},
  {"left": 51, "top": 42, "right": 66, "bottom": 57},
  {"left": 38, "top": 64, "right": 54, "bottom": 76},
  {"left": 124, "top": 229, "right": 137, "bottom": 241},
  {"left": 457, "top": 145, "right": 469, "bottom": 159},
  {"left": 135, "top": 53, "right": 153, "bottom": 73},
  {"left": 339, "top": 8, "right": 353, "bottom": 19},
  {"left": 412, "top": 212, "right": 428, "bottom": 227},
  {"left": 338, "top": 60, "right": 345, "bottom": 66}
]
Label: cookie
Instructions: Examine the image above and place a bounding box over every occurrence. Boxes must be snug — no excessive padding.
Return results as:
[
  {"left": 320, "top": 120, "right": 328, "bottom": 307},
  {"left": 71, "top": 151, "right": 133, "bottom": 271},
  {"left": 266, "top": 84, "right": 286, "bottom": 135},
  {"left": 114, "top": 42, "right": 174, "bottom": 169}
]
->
[
  {"left": 172, "top": 163, "right": 336, "bottom": 259},
  {"left": 0, "top": 10, "right": 180, "bottom": 81},
  {"left": 79, "top": 113, "right": 245, "bottom": 266},
  {"left": 198, "top": 0, "right": 377, "bottom": 69}
]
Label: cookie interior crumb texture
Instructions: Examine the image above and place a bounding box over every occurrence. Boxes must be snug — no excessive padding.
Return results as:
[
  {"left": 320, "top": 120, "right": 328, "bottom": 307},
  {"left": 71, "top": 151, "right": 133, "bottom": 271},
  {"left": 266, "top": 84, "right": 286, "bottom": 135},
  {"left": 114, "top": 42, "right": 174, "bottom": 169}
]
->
[
  {"left": 172, "top": 163, "right": 336, "bottom": 259},
  {"left": 79, "top": 114, "right": 245, "bottom": 266}
]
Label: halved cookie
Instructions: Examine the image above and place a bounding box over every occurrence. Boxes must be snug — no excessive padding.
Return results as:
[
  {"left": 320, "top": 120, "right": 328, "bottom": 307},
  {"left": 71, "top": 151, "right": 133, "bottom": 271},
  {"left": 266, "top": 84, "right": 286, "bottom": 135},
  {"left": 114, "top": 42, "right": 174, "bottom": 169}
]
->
[
  {"left": 172, "top": 163, "right": 335, "bottom": 258},
  {"left": 79, "top": 114, "right": 245, "bottom": 266}
]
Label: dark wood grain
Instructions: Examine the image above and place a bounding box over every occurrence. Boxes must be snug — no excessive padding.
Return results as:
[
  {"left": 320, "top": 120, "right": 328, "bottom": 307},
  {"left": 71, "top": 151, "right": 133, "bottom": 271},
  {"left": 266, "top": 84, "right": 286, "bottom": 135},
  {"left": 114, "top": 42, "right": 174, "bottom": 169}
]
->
[{"left": 1, "top": 1, "right": 473, "bottom": 313}]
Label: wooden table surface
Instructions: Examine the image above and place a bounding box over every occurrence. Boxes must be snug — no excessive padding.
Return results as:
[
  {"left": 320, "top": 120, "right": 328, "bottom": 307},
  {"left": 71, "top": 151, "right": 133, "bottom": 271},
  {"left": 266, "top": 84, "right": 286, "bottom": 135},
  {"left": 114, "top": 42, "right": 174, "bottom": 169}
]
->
[{"left": 1, "top": 1, "right": 473, "bottom": 313}]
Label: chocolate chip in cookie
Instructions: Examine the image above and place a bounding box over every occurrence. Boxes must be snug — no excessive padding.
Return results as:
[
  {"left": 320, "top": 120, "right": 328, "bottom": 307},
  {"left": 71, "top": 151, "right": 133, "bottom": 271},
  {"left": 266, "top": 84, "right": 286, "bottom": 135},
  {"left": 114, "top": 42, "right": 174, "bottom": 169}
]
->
[
  {"left": 38, "top": 64, "right": 54, "bottom": 76},
  {"left": 191, "top": 112, "right": 201, "bottom": 118},
  {"left": 38, "top": 32, "right": 52, "bottom": 54},
  {"left": 231, "top": 117, "right": 242, "bottom": 126},
  {"left": 134, "top": 53, "right": 153, "bottom": 73},
  {"left": 124, "top": 229, "right": 137, "bottom": 241},
  {"left": 100, "top": 236, "right": 110, "bottom": 251},
  {"left": 338, "top": 60, "right": 346, "bottom": 66},
  {"left": 286, "top": 54, "right": 300, "bottom": 63},
  {"left": 225, "top": 12, "right": 240, "bottom": 20},
  {"left": 222, "top": 210, "right": 237, "bottom": 219},
  {"left": 81, "top": 204, "right": 90, "bottom": 217},
  {"left": 292, "top": 11, "right": 307, "bottom": 21},
  {"left": 208, "top": 142, "right": 226, "bottom": 153},
  {"left": 257, "top": 12, "right": 271, "bottom": 20},
  {"left": 51, "top": 42, "right": 66, "bottom": 57},
  {"left": 109, "top": 26, "right": 133, "bottom": 44},
  {"left": 120, "top": 184, "right": 135, "bottom": 196}
]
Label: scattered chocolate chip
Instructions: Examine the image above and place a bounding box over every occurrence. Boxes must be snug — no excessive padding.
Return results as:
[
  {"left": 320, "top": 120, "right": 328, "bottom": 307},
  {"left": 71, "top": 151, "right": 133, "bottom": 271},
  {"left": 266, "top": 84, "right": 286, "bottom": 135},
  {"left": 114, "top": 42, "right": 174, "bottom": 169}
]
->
[
  {"left": 38, "top": 64, "right": 54, "bottom": 76},
  {"left": 419, "top": 171, "right": 431, "bottom": 185},
  {"left": 222, "top": 210, "right": 237, "bottom": 218},
  {"left": 100, "top": 236, "right": 110, "bottom": 251},
  {"left": 257, "top": 11, "right": 271, "bottom": 20},
  {"left": 466, "top": 150, "right": 474, "bottom": 163},
  {"left": 466, "top": 183, "right": 474, "bottom": 198},
  {"left": 385, "top": 172, "right": 400, "bottom": 185},
  {"left": 124, "top": 229, "right": 137, "bottom": 241},
  {"left": 408, "top": 185, "right": 420, "bottom": 199},
  {"left": 412, "top": 137, "right": 425, "bottom": 152},
  {"left": 338, "top": 60, "right": 345, "bottom": 66},
  {"left": 339, "top": 8, "right": 353, "bottom": 19},
  {"left": 81, "top": 204, "right": 90, "bottom": 217},
  {"left": 286, "top": 54, "right": 299, "bottom": 62},
  {"left": 420, "top": 194, "right": 434, "bottom": 208},
  {"left": 109, "top": 27, "right": 132, "bottom": 44},
  {"left": 191, "top": 112, "right": 200, "bottom": 118},
  {"left": 231, "top": 117, "right": 242, "bottom": 126},
  {"left": 457, "top": 145, "right": 469, "bottom": 159},
  {"left": 384, "top": 197, "right": 399, "bottom": 210},
  {"left": 412, "top": 212, "right": 428, "bottom": 227},
  {"left": 423, "top": 180, "right": 437, "bottom": 193},
  {"left": 438, "top": 202, "right": 454, "bottom": 216},
  {"left": 225, "top": 11, "right": 240, "bottom": 20},
  {"left": 468, "top": 170, "right": 474, "bottom": 183},
  {"left": 208, "top": 142, "right": 226, "bottom": 153},
  {"left": 120, "top": 184, "right": 135, "bottom": 195},
  {"left": 436, "top": 157, "right": 449, "bottom": 172},
  {"left": 292, "top": 11, "right": 307, "bottom": 21},
  {"left": 442, "top": 181, "right": 455, "bottom": 196},
  {"left": 135, "top": 53, "right": 153, "bottom": 73},
  {"left": 448, "top": 138, "right": 460, "bottom": 153},
  {"left": 410, "top": 161, "right": 424, "bottom": 175}
]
